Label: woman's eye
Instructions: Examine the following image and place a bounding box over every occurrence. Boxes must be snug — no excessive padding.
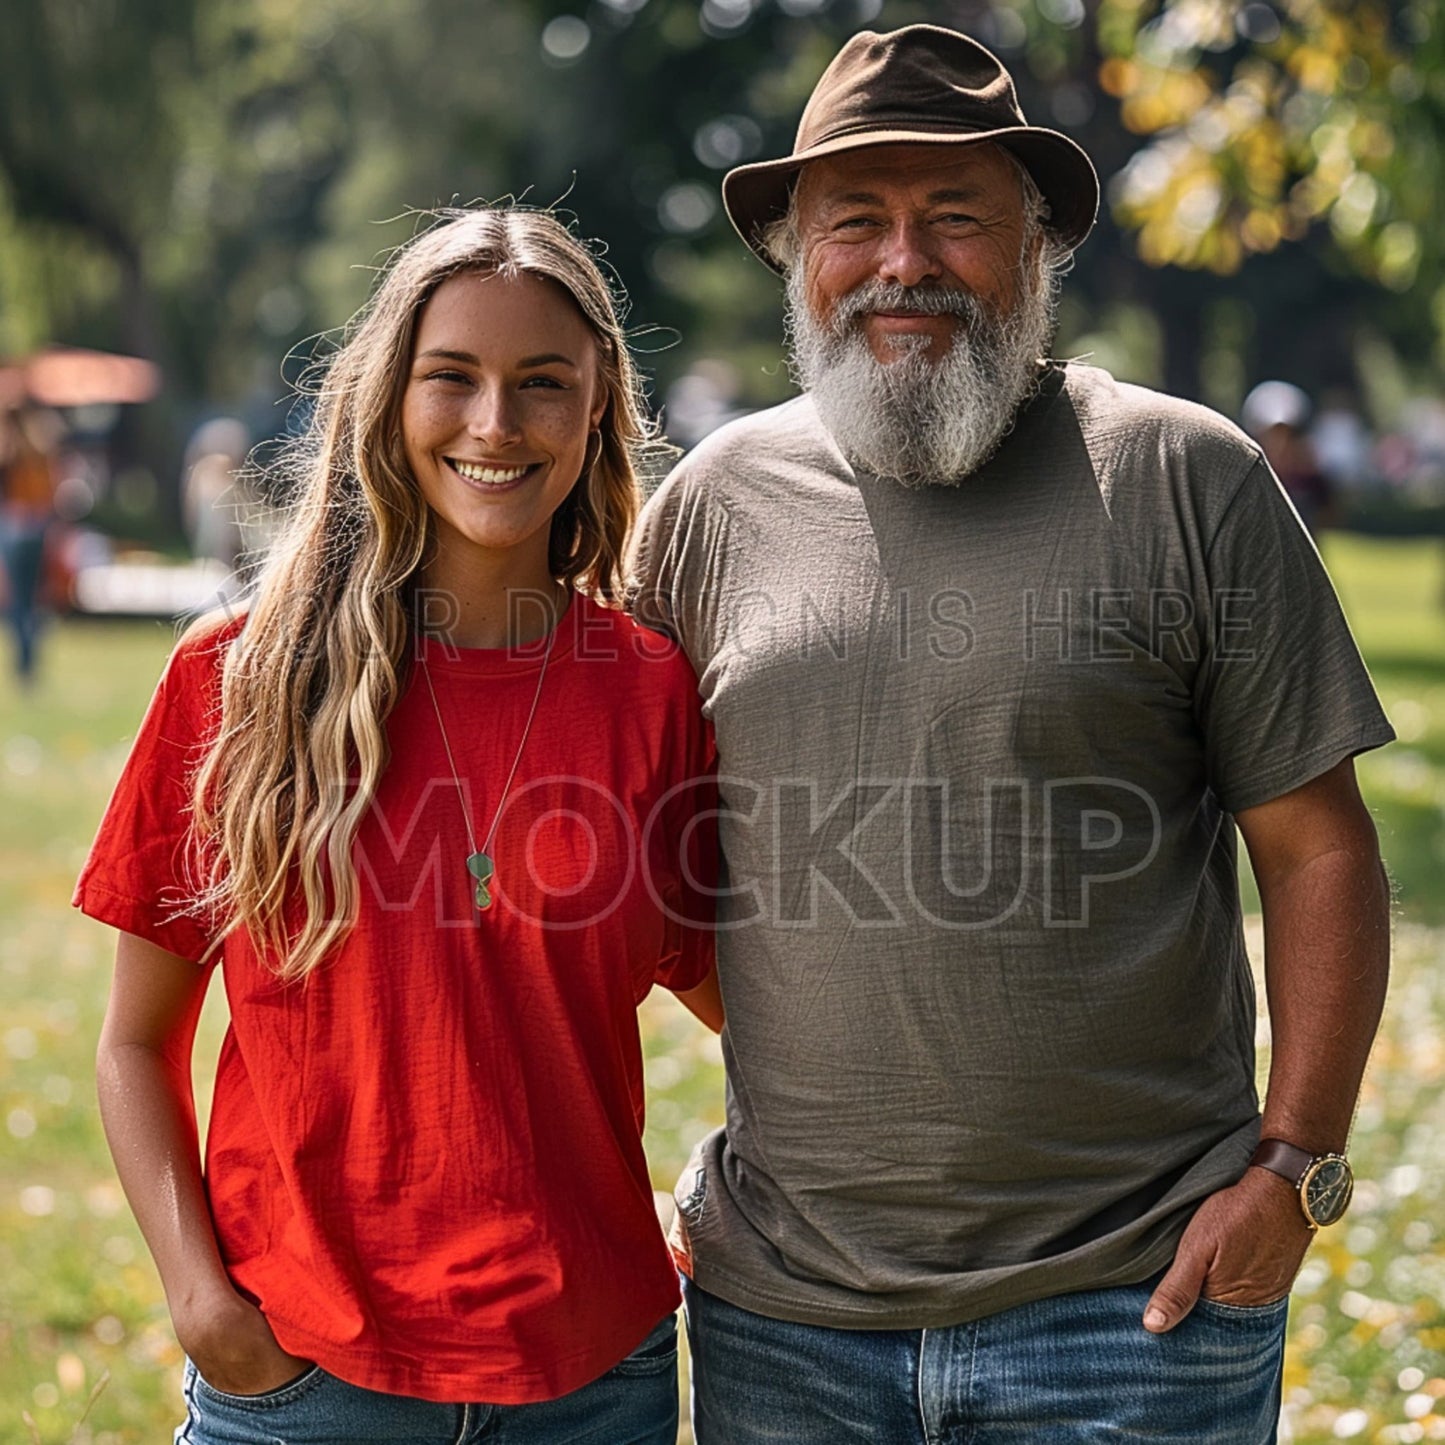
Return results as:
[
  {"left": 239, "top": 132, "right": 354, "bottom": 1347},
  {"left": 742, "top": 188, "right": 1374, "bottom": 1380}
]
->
[
  {"left": 521, "top": 375, "right": 566, "bottom": 390},
  {"left": 426, "top": 369, "right": 471, "bottom": 385}
]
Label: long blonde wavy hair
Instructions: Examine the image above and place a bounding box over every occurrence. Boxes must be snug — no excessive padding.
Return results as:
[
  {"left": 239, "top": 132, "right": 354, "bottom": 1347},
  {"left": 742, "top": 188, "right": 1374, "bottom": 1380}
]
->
[{"left": 188, "top": 207, "right": 655, "bottom": 980}]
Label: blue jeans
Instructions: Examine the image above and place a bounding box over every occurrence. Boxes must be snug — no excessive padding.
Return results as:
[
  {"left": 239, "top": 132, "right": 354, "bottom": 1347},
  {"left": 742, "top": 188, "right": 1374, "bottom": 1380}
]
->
[
  {"left": 682, "top": 1274, "right": 1287, "bottom": 1444},
  {"left": 175, "top": 1313, "right": 678, "bottom": 1444}
]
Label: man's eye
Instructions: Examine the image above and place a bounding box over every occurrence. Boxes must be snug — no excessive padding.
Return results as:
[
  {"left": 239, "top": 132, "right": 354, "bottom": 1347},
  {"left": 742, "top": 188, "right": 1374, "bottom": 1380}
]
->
[
  {"left": 836, "top": 216, "right": 878, "bottom": 230},
  {"left": 936, "top": 213, "right": 979, "bottom": 225}
]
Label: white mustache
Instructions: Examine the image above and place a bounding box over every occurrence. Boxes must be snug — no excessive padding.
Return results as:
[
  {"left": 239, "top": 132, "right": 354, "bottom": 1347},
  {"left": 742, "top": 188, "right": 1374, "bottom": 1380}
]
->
[{"left": 829, "top": 281, "right": 987, "bottom": 334}]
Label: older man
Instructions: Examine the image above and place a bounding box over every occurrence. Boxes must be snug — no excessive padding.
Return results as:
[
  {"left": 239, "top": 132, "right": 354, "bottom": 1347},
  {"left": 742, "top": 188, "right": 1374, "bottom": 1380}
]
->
[{"left": 631, "top": 25, "right": 1392, "bottom": 1443}]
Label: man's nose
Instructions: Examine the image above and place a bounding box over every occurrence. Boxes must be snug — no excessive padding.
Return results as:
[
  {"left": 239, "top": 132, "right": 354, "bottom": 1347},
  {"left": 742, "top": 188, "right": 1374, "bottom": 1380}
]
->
[
  {"left": 876, "top": 220, "right": 943, "bottom": 289},
  {"left": 467, "top": 386, "right": 523, "bottom": 448}
]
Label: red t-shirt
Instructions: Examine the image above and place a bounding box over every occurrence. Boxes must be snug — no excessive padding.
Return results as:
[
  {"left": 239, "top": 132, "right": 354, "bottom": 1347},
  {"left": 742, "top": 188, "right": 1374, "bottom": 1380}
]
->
[{"left": 73, "top": 594, "right": 717, "bottom": 1404}]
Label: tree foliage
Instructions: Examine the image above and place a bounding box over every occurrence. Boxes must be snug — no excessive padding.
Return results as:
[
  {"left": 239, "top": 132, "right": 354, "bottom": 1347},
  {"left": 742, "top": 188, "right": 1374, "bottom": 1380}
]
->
[
  {"left": 1100, "top": 0, "right": 1438, "bottom": 295},
  {"left": 0, "top": 0, "right": 1440, "bottom": 483}
]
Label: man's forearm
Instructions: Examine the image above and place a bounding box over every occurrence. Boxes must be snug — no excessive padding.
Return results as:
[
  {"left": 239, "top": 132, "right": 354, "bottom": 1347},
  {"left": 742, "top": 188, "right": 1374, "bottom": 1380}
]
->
[
  {"left": 1256, "top": 844, "right": 1390, "bottom": 1153},
  {"left": 1233, "top": 758, "right": 1391, "bottom": 1156}
]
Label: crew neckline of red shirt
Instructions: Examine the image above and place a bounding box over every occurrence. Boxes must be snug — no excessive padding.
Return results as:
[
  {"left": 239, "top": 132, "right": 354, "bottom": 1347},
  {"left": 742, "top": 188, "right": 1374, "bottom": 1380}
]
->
[{"left": 414, "top": 591, "right": 592, "bottom": 676}]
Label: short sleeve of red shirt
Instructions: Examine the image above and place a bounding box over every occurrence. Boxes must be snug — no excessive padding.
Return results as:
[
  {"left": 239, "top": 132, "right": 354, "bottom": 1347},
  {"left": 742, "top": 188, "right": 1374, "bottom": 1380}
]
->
[{"left": 72, "top": 617, "right": 239, "bottom": 960}]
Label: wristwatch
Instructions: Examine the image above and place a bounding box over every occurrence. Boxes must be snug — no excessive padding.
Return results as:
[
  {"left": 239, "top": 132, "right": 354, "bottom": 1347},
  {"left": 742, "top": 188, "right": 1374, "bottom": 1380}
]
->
[{"left": 1250, "top": 1137, "right": 1354, "bottom": 1229}]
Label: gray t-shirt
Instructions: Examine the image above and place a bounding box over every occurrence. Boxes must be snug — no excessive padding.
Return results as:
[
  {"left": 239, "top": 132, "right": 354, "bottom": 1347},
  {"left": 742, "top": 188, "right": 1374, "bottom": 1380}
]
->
[{"left": 630, "top": 363, "right": 1393, "bottom": 1329}]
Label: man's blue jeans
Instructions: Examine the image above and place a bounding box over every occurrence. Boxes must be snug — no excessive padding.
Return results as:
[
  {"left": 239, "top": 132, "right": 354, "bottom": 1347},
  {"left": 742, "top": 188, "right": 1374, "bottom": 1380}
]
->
[
  {"left": 175, "top": 1313, "right": 678, "bottom": 1444},
  {"left": 682, "top": 1274, "right": 1287, "bottom": 1444}
]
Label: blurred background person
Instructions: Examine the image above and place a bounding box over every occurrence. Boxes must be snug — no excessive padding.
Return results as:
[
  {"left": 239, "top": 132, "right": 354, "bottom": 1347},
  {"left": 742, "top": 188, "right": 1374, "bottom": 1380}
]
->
[
  {"left": 182, "top": 416, "right": 258, "bottom": 595},
  {"left": 0, "top": 404, "right": 62, "bottom": 685},
  {"left": 1243, "top": 380, "right": 1335, "bottom": 535},
  {"left": 1310, "top": 390, "right": 1376, "bottom": 497}
]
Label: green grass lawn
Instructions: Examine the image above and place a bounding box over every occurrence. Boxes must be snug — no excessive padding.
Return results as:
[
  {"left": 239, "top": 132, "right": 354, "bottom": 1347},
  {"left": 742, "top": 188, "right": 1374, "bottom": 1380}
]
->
[{"left": 1, "top": 536, "right": 1442, "bottom": 1443}]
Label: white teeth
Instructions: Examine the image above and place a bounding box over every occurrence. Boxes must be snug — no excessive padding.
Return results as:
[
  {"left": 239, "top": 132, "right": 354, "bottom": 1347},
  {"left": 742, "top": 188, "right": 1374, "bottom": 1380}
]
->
[{"left": 452, "top": 460, "right": 530, "bottom": 484}]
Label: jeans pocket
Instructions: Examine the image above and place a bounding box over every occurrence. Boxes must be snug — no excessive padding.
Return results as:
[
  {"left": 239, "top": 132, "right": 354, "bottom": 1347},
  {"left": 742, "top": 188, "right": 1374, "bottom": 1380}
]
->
[
  {"left": 1192, "top": 1293, "right": 1291, "bottom": 1322},
  {"left": 609, "top": 1314, "right": 679, "bottom": 1378},
  {"left": 187, "top": 1357, "right": 326, "bottom": 1410}
]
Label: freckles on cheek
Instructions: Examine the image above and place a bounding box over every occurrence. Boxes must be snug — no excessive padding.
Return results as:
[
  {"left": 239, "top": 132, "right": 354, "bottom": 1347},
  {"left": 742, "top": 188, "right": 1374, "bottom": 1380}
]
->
[
  {"left": 399, "top": 406, "right": 437, "bottom": 473},
  {"left": 402, "top": 389, "right": 446, "bottom": 442}
]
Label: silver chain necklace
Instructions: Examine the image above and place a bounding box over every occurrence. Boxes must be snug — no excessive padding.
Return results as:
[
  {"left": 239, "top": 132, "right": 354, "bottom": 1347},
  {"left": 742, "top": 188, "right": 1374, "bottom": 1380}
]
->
[{"left": 419, "top": 622, "right": 557, "bottom": 912}]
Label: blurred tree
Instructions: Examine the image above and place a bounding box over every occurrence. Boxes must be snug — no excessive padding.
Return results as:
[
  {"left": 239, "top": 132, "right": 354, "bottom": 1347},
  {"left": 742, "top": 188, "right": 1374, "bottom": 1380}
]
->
[
  {"left": 1, "top": 0, "right": 1442, "bottom": 514},
  {"left": 1100, "top": 0, "right": 1431, "bottom": 291},
  {"left": 0, "top": 0, "right": 193, "bottom": 363},
  {"left": 0, "top": 0, "right": 360, "bottom": 498},
  {"left": 1094, "top": 0, "right": 1442, "bottom": 395}
]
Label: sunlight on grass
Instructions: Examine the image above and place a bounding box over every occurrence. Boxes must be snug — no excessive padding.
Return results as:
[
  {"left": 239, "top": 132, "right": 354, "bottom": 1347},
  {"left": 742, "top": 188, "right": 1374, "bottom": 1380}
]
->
[{"left": 1, "top": 541, "right": 1441, "bottom": 1443}]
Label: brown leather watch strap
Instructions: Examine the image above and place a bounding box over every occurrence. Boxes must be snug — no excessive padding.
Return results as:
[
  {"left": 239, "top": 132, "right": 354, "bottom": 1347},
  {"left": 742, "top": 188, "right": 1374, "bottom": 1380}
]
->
[{"left": 1250, "top": 1137, "right": 1315, "bottom": 1186}]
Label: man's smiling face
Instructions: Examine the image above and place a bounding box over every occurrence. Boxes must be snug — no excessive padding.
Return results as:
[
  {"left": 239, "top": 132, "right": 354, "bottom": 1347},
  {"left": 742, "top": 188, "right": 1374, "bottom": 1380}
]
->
[
  {"left": 795, "top": 142, "right": 1035, "bottom": 365},
  {"left": 779, "top": 140, "right": 1059, "bottom": 488}
]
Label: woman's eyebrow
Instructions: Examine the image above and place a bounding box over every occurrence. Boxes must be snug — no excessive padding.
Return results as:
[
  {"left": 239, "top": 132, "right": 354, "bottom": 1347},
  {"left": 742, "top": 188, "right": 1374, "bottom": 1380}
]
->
[
  {"left": 415, "top": 348, "right": 580, "bottom": 369},
  {"left": 518, "top": 353, "right": 580, "bottom": 369}
]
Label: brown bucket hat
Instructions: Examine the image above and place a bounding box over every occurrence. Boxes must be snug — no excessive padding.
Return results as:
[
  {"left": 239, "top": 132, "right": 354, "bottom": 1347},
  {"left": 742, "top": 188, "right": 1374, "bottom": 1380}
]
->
[{"left": 723, "top": 25, "right": 1100, "bottom": 271}]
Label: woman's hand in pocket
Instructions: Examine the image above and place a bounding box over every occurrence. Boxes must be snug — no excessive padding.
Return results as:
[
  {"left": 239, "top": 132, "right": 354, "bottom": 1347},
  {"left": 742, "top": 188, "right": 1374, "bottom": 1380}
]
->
[{"left": 176, "top": 1285, "right": 314, "bottom": 1397}]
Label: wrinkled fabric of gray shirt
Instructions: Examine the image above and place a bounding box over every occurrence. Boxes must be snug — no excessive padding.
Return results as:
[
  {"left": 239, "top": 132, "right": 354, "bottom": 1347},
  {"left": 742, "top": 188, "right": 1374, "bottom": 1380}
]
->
[{"left": 629, "top": 363, "right": 1394, "bottom": 1328}]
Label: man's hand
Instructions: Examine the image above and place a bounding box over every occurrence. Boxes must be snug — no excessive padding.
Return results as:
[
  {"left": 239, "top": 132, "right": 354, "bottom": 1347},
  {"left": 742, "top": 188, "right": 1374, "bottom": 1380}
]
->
[
  {"left": 1142, "top": 1167, "right": 1313, "bottom": 1333},
  {"left": 175, "top": 1285, "right": 314, "bottom": 1397}
]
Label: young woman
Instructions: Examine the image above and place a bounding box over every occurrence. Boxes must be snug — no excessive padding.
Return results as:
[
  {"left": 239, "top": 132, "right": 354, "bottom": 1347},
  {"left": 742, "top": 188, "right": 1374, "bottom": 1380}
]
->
[{"left": 76, "top": 208, "right": 720, "bottom": 1442}]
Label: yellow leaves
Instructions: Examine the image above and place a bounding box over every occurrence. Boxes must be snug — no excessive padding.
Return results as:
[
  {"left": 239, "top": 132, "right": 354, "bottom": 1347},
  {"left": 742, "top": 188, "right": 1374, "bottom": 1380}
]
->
[
  {"left": 1291, "top": 45, "right": 1341, "bottom": 96},
  {"left": 1354, "top": 119, "right": 1396, "bottom": 165},
  {"left": 1096, "top": 0, "right": 1154, "bottom": 28},
  {"left": 1377, "top": 223, "right": 1424, "bottom": 292},
  {"left": 1332, "top": 172, "right": 1382, "bottom": 240},
  {"left": 1120, "top": 69, "right": 1215, "bottom": 134},
  {"left": 1239, "top": 209, "right": 1284, "bottom": 251},
  {"left": 1112, "top": 87, "right": 1297, "bottom": 272},
  {"left": 1098, "top": 56, "right": 1138, "bottom": 98},
  {"left": 1100, "top": 0, "right": 1418, "bottom": 279},
  {"left": 1285, "top": 3, "right": 1395, "bottom": 91}
]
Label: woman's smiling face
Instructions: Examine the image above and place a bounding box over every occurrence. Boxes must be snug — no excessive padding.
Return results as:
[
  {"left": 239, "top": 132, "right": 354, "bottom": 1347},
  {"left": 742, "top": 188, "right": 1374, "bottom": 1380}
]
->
[{"left": 401, "top": 269, "right": 604, "bottom": 578}]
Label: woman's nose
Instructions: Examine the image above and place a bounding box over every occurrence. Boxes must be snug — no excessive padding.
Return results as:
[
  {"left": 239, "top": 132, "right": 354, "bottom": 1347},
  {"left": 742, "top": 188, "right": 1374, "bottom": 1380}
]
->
[{"left": 466, "top": 386, "right": 523, "bottom": 448}]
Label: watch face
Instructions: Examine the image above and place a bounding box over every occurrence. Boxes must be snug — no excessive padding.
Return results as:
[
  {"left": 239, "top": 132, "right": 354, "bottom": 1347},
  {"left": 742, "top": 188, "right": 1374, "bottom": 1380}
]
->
[{"left": 1303, "top": 1156, "right": 1354, "bottom": 1227}]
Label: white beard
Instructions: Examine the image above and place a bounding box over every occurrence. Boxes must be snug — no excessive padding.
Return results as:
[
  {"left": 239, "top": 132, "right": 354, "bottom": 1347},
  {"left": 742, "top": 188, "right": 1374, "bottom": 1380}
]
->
[{"left": 785, "top": 260, "right": 1058, "bottom": 487}]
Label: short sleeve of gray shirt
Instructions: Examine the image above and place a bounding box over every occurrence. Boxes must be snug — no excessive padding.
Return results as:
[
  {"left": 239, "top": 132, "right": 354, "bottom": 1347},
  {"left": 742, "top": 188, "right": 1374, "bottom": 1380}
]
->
[{"left": 1193, "top": 457, "right": 1391, "bottom": 813}]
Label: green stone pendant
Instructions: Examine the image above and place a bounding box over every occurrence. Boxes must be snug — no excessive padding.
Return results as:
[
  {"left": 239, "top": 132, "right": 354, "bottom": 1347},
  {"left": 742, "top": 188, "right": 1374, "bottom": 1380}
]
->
[{"left": 467, "top": 852, "right": 495, "bottom": 912}]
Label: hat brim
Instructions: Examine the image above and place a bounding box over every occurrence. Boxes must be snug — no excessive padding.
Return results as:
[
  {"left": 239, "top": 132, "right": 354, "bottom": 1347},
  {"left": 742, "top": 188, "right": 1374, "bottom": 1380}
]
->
[{"left": 722, "top": 126, "right": 1099, "bottom": 272}]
